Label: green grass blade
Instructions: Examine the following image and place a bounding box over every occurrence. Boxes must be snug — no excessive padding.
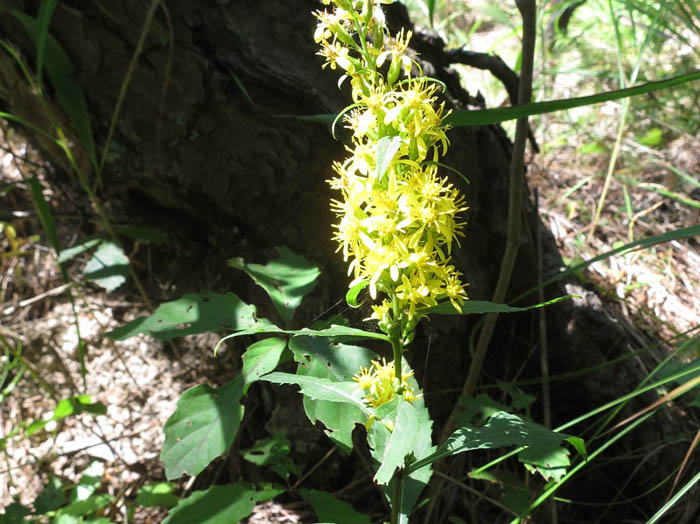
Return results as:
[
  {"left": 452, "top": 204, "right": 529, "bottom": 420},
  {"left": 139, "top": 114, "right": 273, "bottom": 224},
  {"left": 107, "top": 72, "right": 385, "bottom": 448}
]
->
[
  {"left": 35, "top": 0, "right": 58, "bottom": 85},
  {"left": 428, "top": 0, "right": 435, "bottom": 27},
  {"left": 646, "top": 469, "right": 700, "bottom": 524},
  {"left": 27, "top": 177, "right": 61, "bottom": 252},
  {"left": 10, "top": 10, "right": 97, "bottom": 173},
  {"left": 514, "top": 223, "right": 700, "bottom": 303},
  {"left": 446, "top": 70, "right": 700, "bottom": 126}
]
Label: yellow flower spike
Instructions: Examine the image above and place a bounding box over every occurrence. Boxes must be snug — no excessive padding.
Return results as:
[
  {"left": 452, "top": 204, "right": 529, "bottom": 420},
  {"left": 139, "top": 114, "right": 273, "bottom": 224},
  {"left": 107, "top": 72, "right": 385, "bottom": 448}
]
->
[{"left": 317, "top": 0, "right": 469, "bottom": 330}]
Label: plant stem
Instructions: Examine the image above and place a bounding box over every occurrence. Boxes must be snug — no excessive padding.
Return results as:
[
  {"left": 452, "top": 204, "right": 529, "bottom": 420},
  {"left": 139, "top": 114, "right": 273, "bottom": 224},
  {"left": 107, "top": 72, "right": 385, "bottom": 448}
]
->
[
  {"left": 391, "top": 468, "right": 403, "bottom": 524},
  {"left": 391, "top": 292, "right": 403, "bottom": 380}
]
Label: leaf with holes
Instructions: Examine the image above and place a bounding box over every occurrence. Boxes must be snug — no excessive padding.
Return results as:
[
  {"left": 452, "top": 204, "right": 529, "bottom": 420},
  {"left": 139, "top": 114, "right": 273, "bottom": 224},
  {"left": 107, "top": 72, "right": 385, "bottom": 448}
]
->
[
  {"left": 162, "top": 483, "right": 266, "bottom": 524},
  {"left": 406, "top": 412, "right": 585, "bottom": 474},
  {"left": 228, "top": 246, "right": 320, "bottom": 326},
  {"left": 241, "top": 337, "right": 288, "bottom": 392},
  {"left": 161, "top": 376, "right": 245, "bottom": 479},
  {"left": 290, "top": 336, "right": 376, "bottom": 451},
  {"left": 107, "top": 291, "right": 270, "bottom": 341}
]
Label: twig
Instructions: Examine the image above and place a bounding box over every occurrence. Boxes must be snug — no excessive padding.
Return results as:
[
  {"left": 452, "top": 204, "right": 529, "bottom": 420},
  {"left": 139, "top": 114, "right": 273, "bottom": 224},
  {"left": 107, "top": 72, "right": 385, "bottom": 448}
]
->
[
  {"left": 444, "top": 48, "right": 539, "bottom": 152},
  {"left": 442, "top": 0, "right": 538, "bottom": 443}
]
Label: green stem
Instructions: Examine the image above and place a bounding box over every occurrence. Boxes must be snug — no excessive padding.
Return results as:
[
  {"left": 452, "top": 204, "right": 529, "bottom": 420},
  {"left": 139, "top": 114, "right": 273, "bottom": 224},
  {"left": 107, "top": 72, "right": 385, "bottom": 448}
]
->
[
  {"left": 391, "top": 469, "right": 403, "bottom": 524},
  {"left": 390, "top": 292, "right": 403, "bottom": 381}
]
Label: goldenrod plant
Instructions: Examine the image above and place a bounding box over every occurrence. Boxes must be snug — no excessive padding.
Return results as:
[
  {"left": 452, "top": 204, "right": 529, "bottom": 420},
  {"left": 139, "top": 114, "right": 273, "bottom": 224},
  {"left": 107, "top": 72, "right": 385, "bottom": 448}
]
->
[{"left": 106, "top": 3, "right": 583, "bottom": 522}]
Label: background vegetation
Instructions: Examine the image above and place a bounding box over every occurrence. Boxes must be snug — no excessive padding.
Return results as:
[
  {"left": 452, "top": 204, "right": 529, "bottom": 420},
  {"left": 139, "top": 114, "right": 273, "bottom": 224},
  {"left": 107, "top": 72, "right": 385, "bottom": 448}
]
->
[{"left": 1, "top": 0, "right": 699, "bottom": 522}]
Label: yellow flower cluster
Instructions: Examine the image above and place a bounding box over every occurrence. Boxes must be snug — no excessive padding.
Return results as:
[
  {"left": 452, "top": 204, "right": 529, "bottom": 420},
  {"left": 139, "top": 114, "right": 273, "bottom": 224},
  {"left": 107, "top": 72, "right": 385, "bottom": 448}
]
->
[
  {"left": 315, "top": 0, "right": 468, "bottom": 328},
  {"left": 354, "top": 358, "right": 420, "bottom": 409}
]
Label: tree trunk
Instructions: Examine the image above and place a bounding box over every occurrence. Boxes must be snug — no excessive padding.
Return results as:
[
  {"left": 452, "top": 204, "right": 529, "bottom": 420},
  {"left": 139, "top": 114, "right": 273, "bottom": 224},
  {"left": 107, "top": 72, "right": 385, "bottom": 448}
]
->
[{"left": 0, "top": 1, "right": 684, "bottom": 521}]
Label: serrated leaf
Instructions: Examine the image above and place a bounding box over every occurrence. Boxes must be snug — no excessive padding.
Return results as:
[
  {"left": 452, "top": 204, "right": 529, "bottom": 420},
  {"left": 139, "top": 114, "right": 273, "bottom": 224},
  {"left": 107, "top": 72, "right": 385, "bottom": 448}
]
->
[
  {"left": 407, "top": 412, "right": 580, "bottom": 474},
  {"left": 161, "top": 376, "right": 245, "bottom": 479},
  {"left": 83, "top": 240, "right": 129, "bottom": 292},
  {"left": 216, "top": 324, "right": 390, "bottom": 355},
  {"left": 374, "top": 399, "right": 420, "bottom": 485},
  {"left": 290, "top": 337, "right": 376, "bottom": 451},
  {"left": 107, "top": 291, "right": 268, "bottom": 341},
  {"left": 262, "top": 372, "right": 370, "bottom": 415},
  {"left": 162, "top": 483, "right": 257, "bottom": 524},
  {"left": 228, "top": 246, "right": 320, "bottom": 326},
  {"left": 242, "top": 337, "right": 287, "bottom": 391},
  {"left": 136, "top": 482, "right": 179, "bottom": 508},
  {"left": 375, "top": 136, "right": 402, "bottom": 183},
  {"left": 305, "top": 490, "right": 372, "bottom": 524},
  {"left": 364, "top": 371, "right": 434, "bottom": 522}
]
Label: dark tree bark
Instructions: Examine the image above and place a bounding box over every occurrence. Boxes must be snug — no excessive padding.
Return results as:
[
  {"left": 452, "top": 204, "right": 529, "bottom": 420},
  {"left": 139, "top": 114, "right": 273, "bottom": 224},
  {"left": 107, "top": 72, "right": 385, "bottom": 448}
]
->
[{"left": 0, "top": 1, "right": 688, "bottom": 522}]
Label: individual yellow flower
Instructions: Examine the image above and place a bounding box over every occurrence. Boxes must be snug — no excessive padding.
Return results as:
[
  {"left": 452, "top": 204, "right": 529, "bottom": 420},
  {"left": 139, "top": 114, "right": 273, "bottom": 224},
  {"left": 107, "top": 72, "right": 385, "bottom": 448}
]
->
[{"left": 353, "top": 358, "right": 420, "bottom": 408}]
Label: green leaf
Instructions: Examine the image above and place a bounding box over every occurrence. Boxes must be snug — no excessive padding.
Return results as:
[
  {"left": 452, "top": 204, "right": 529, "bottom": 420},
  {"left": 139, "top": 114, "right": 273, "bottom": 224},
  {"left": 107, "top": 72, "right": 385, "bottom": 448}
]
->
[
  {"left": 58, "top": 494, "right": 113, "bottom": 517},
  {"left": 70, "top": 461, "right": 103, "bottom": 503},
  {"left": 241, "top": 432, "right": 300, "bottom": 480},
  {"left": 457, "top": 394, "right": 511, "bottom": 425},
  {"left": 374, "top": 399, "right": 420, "bottom": 485},
  {"left": 107, "top": 291, "right": 267, "bottom": 341},
  {"left": 114, "top": 225, "right": 168, "bottom": 244},
  {"left": 446, "top": 70, "right": 700, "bottom": 127},
  {"left": 305, "top": 490, "right": 372, "bottom": 524},
  {"left": 136, "top": 482, "right": 179, "bottom": 509},
  {"left": 638, "top": 127, "right": 663, "bottom": 147},
  {"left": 242, "top": 337, "right": 287, "bottom": 391},
  {"left": 428, "top": 295, "right": 575, "bottom": 316},
  {"left": 345, "top": 279, "right": 369, "bottom": 308},
  {"left": 34, "top": 476, "right": 66, "bottom": 513},
  {"left": 83, "top": 240, "right": 130, "bottom": 291},
  {"left": 216, "top": 324, "right": 390, "bottom": 355},
  {"left": 0, "top": 502, "right": 30, "bottom": 524},
  {"left": 161, "top": 376, "right": 245, "bottom": 480},
  {"left": 228, "top": 246, "right": 320, "bottom": 326},
  {"left": 364, "top": 371, "right": 435, "bottom": 521},
  {"left": 27, "top": 177, "right": 60, "bottom": 252},
  {"left": 10, "top": 10, "right": 97, "bottom": 171},
  {"left": 407, "top": 412, "right": 581, "bottom": 474},
  {"left": 427, "top": 0, "right": 435, "bottom": 27},
  {"left": 262, "top": 372, "right": 371, "bottom": 415},
  {"left": 35, "top": 0, "right": 58, "bottom": 85},
  {"left": 519, "top": 445, "right": 571, "bottom": 482},
  {"left": 26, "top": 396, "right": 106, "bottom": 436},
  {"left": 375, "top": 136, "right": 403, "bottom": 183},
  {"left": 162, "top": 483, "right": 257, "bottom": 524},
  {"left": 57, "top": 237, "right": 102, "bottom": 263},
  {"left": 290, "top": 337, "right": 376, "bottom": 450}
]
